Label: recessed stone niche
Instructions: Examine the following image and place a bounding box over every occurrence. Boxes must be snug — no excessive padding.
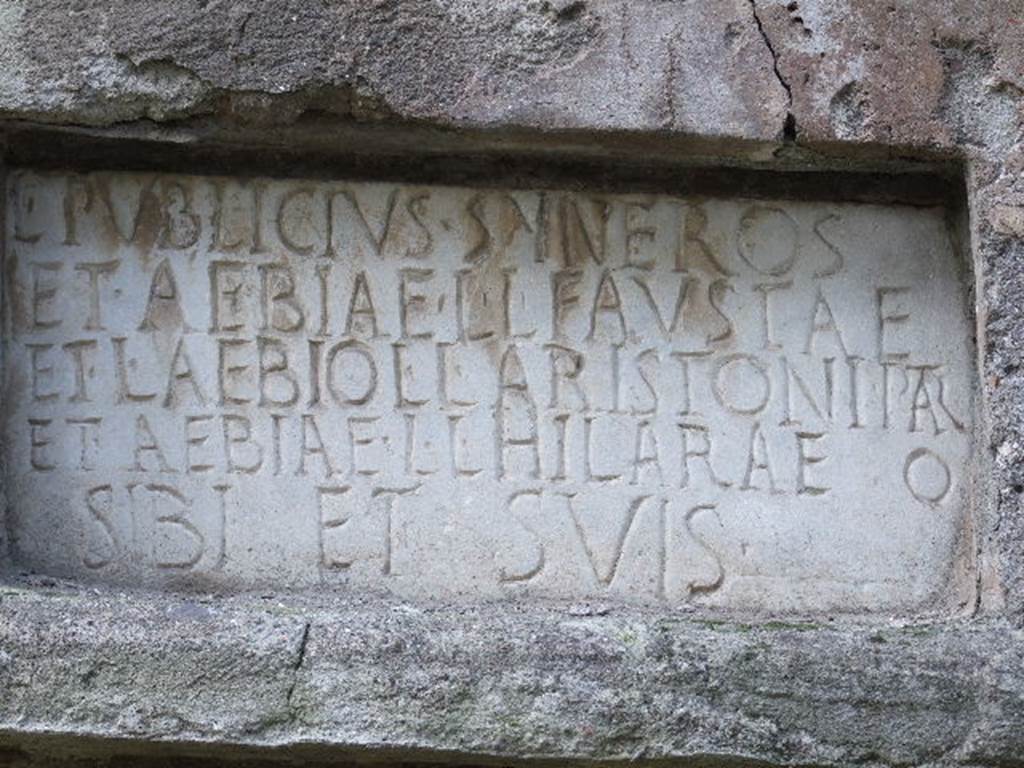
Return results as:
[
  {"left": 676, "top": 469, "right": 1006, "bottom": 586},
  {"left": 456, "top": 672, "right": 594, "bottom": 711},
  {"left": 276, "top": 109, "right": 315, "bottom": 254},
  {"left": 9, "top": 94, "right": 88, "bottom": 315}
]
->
[{"left": 2, "top": 170, "right": 976, "bottom": 613}]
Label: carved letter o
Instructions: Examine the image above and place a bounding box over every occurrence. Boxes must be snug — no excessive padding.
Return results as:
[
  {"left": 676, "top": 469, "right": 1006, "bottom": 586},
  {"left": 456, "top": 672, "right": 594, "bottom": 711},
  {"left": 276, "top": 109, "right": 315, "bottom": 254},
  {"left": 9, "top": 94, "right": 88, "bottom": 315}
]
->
[{"left": 903, "top": 447, "right": 952, "bottom": 505}]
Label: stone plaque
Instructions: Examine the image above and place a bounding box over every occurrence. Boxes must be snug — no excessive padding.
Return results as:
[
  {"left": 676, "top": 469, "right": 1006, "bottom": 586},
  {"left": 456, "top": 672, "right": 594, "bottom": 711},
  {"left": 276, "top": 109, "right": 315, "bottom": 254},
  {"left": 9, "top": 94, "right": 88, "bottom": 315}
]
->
[{"left": 1, "top": 170, "right": 976, "bottom": 612}]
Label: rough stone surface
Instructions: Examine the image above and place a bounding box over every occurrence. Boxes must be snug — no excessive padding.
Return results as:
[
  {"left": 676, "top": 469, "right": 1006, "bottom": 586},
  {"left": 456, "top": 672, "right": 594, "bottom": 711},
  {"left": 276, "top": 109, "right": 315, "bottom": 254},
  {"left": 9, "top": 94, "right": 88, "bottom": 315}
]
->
[
  {"left": 0, "top": 0, "right": 1022, "bottom": 766},
  {"left": 2, "top": 582, "right": 1024, "bottom": 767}
]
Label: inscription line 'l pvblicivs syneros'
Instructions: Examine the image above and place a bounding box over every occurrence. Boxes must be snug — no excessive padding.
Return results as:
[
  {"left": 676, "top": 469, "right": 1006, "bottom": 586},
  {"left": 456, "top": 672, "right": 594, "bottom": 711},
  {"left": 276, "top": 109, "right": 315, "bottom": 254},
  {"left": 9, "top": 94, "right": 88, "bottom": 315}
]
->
[{"left": 2, "top": 171, "right": 975, "bottom": 610}]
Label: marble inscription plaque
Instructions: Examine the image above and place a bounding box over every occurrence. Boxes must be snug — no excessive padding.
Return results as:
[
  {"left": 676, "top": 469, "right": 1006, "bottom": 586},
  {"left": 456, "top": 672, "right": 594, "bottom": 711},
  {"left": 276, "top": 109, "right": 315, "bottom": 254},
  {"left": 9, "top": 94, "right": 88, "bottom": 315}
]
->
[{"left": 2, "top": 170, "right": 976, "bottom": 612}]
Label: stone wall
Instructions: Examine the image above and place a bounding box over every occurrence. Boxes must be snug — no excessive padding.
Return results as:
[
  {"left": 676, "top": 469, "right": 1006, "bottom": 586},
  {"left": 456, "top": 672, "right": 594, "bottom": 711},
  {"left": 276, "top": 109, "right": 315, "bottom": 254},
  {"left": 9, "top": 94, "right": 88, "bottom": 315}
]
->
[{"left": 1, "top": 1, "right": 1023, "bottom": 766}]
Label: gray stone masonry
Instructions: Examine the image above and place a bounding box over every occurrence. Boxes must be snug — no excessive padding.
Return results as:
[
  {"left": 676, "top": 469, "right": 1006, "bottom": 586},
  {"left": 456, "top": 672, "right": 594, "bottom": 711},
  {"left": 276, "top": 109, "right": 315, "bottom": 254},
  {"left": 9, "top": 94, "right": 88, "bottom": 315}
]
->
[{"left": 0, "top": 1, "right": 1023, "bottom": 766}]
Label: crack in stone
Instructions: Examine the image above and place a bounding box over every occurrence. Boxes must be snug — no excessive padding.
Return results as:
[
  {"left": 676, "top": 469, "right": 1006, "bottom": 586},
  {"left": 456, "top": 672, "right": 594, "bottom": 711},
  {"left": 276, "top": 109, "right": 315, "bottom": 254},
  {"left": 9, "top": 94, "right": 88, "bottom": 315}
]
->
[
  {"left": 747, "top": 0, "right": 796, "bottom": 141},
  {"left": 284, "top": 621, "right": 311, "bottom": 717}
]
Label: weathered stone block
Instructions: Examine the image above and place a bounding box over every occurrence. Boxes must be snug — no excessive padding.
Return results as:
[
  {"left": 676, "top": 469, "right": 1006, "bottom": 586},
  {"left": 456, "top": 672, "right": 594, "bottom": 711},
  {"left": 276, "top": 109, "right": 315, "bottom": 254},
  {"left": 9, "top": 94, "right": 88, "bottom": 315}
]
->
[
  {"left": 0, "top": 1, "right": 1021, "bottom": 766},
  {"left": 4, "top": 171, "right": 976, "bottom": 614}
]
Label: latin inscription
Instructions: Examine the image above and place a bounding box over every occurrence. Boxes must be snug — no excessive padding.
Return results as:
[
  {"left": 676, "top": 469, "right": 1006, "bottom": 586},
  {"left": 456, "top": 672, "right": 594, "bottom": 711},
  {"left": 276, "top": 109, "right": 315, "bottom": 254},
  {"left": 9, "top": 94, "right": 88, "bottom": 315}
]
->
[{"left": 2, "top": 171, "right": 976, "bottom": 611}]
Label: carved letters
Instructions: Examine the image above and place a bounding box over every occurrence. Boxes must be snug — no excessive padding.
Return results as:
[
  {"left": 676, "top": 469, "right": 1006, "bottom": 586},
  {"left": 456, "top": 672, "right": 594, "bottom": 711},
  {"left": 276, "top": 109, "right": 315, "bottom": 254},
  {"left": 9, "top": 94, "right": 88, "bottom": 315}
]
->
[{"left": 1, "top": 171, "right": 976, "bottom": 612}]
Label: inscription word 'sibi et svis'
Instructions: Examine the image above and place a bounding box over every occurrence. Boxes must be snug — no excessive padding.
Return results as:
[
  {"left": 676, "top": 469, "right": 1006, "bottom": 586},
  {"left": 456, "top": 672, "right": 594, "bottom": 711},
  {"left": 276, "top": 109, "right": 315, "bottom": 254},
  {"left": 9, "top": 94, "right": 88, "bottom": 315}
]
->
[{"left": 2, "top": 171, "right": 976, "bottom": 612}]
